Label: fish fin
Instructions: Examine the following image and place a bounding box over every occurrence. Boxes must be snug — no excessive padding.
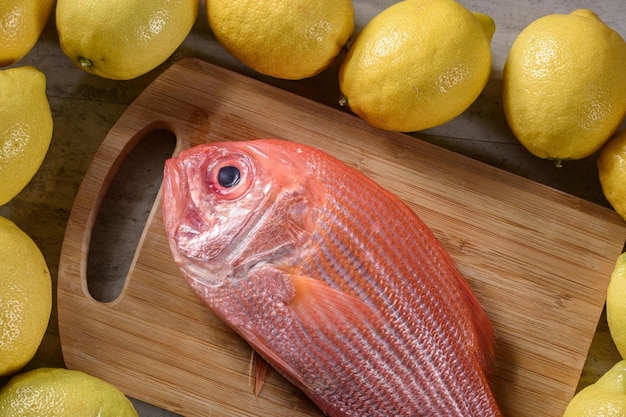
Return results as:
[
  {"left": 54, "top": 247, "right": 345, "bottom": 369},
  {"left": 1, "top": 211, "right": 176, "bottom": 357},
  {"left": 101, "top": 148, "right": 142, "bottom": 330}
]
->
[
  {"left": 242, "top": 333, "right": 306, "bottom": 394},
  {"left": 463, "top": 283, "right": 496, "bottom": 377},
  {"left": 441, "top": 247, "right": 497, "bottom": 377},
  {"left": 249, "top": 350, "right": 272, "bottom": 396},
  {"left": 234, "top": 271, "right": 375, "bottom": 396},
  {"left": 289, "top": 274, "right": 379, "bottom": 331},
  {"left": 473, "top": 302, "right": 497, "bottom": 377},
  {"left": 240, "top": 272, "right": 379, "bottom": 396}
]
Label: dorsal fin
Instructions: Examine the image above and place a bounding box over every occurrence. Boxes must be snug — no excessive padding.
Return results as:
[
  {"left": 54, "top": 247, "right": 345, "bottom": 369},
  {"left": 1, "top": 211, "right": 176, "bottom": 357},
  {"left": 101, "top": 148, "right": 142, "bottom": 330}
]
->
[{"left": 439, "top": 245, "right": 496, "bottom": 377}]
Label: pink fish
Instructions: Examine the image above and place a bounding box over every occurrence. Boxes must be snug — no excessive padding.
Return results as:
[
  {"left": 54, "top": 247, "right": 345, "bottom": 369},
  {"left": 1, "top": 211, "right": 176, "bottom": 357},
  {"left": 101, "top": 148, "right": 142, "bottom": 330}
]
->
[{"left": 162, "top": 139, "right": 502, "bottom": 416}]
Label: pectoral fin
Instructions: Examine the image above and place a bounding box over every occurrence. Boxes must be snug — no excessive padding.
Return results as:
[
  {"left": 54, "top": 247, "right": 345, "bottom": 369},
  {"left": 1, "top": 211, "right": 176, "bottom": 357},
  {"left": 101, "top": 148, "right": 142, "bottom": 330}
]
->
[
  {"left": 289, "top": 274, "right": 380, "bottom": 333},
  {"left": 241, "top": 269, "right": 380, "bottom": 397}
]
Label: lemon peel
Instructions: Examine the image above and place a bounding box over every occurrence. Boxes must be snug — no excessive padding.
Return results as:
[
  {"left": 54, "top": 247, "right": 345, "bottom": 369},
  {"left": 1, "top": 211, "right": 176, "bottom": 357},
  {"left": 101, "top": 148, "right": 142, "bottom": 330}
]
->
[
  {"left": 56, "top": 0, "right": 200, "bottom": 80},
  {"left": 0, "top": 66, "right": 53, "bottom": 205},
  {"left": 607, "top": 252, "right": 626, "bottom": 358},
  {"left": 0, "top": 216, "right": 51, "bottom": 377},
  {"left": 502, "top": 9, "right": 626, "bottom": 162},
  {"left": 0, "top": 0, "right": 55, "bottom": 66},
  {"left": 338, "top": 0, "right": 493, "bottom": 132},
  {"left": 206, "top": 0, "right": 354, "bottom": 80},
  {"left": 0, "top": 368, "right": 138, "bottom": 416},
  {"left": 598, "top": 129, "right": 626, "bottom": 221},
  {"left": 563, "top": 359, "right": 626, "bottom": 417}
]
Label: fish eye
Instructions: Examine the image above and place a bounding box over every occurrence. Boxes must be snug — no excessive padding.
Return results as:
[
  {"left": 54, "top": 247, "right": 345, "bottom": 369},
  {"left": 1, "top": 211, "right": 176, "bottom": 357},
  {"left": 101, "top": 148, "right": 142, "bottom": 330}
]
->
[
  {"left": 205, "top": 153, "right": 254, "bottom": 199},
  {"left": 217, "top": 166, "right": 240, "bottom": 188}
]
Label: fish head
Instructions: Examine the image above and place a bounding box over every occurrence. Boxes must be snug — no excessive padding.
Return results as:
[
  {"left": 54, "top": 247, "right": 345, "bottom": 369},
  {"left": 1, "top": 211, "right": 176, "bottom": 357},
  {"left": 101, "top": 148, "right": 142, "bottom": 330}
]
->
[{"left": 162, "top": 140, "right": 321, "bottom": 288}]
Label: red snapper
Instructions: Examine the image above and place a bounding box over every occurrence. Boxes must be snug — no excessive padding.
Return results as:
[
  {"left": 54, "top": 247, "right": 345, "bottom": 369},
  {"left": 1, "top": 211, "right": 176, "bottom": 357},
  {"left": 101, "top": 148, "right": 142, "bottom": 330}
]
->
[{"left": 162, "top": 139, "right": 502, "bottom": 416}]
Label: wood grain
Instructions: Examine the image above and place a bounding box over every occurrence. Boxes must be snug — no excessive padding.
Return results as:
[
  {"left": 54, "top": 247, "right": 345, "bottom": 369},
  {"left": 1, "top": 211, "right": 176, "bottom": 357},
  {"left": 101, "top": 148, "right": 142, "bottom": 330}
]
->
[{"left": 58, "top": 58, "right": 626, "bottom": 417}]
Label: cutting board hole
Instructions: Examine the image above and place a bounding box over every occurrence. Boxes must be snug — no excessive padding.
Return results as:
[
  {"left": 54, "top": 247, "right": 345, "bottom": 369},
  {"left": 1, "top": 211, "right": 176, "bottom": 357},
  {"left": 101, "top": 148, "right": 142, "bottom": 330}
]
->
[{"left": 87, "top": 129, "right": 177, "bottom": 303}]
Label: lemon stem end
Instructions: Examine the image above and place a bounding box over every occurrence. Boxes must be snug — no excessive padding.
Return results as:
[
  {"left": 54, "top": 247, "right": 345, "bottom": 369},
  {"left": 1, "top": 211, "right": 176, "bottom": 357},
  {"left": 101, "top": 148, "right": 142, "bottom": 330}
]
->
[
  {"left": 78, "top": 57, "right": 93, "bottom": 68},
  {"left": 472, "top": 12, "right": 496, "bottom": 42}
]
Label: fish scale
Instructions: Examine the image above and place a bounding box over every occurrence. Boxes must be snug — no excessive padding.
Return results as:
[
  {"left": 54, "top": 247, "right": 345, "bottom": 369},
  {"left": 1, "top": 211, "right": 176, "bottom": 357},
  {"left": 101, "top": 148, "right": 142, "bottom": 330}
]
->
[
  {"left": 297, "top": 169, "right": 486, "bottom": 415},
  {"left": 163, "top": 139, "right": 503, "bottom": 416}
]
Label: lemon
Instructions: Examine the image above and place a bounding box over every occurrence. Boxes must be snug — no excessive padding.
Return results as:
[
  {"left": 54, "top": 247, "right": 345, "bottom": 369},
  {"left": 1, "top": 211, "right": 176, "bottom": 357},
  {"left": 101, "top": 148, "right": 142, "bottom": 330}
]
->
[
  {"left": 0, "top": 0, "right": 55, "bottom": 67},
  {"left": 0, "top": 66, "right": 53, "bottom": 206},
  {"left": 0, "top": 216, "right": 51, "bottom": 377},
  {"left": 56, "top": 0, "right": 200, "bottom": 80},
  {"left": 502, "top": 9, "right": 626, "bottom": 163},
  {"left": 598, "top": 129, "right": 626, "bottom": 221},
  {"left": 206, "top": 0, "right": 354, "bottom": 80},
  {"left": 563, "top": 359, "right": 626, "bottom": 417},
  {"left": 607, "top": 252, "right": 626, "bottom": 359},
  {"left": 338, "top": 0, "right": 493, "bottom": 132},
  {"left": 0, "top": 367, "right": 138, "bottom": 416}
]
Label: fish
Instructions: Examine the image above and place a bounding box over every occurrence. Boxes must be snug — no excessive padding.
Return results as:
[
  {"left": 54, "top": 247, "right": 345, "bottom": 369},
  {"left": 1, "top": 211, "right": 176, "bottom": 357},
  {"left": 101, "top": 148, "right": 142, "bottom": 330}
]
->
[{"left": 162, "top": 138, "right": 502, "bottom": 417}]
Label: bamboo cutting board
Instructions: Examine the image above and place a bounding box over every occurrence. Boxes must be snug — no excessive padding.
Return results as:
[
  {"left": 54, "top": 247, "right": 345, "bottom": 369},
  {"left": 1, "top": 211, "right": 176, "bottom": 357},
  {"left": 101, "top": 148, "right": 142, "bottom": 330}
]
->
[{"left": 58, "top": 58, "right": 626, "bottom": 417}]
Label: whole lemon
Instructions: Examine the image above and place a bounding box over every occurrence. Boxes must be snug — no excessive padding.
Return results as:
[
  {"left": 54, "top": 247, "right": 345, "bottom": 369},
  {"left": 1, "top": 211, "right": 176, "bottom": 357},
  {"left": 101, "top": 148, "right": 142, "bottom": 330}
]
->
[
  {"left": 562, "top": 359, "right": 626, "bottom": 417},
  {"left": 0, "top": 66, "right": 53, "bottom": 205},
  {"left": 56, "top": 0, "right": 200, "bottom": 80},
  {"left": 0, "top": 216, "right": 51, "bottom": 377},
  {"left": 598, "top": 129, "right": 626, "bottom": 221},
  {"left": 0, "top": 367, "right": 138, "bottom": 416},
  {"left": 206, "top": 0, "right": 354, "bottom": 80},
  {"left": 0, "top": 0, "right": 55, "bottom": 67},
  {"left": 338, "top": 0, "right": 494, "bottom": 132},
  {"left": 607, "top": 252, "right": 626, "bottom": 358},
  {"left": 502, "top": 10, "right": 626, "bottom": 162}
]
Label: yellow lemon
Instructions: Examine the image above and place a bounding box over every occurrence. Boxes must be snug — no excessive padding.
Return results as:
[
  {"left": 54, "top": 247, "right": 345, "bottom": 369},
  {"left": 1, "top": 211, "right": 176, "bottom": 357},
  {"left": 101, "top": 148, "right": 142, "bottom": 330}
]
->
[
  {"left": 598, "top": 129, "right": 626, "bottom": 221},
  {"left": 607, "top": 252, "right": 626, "bottom": 358},
  {"left": 206, "top": 0, "right": 354, "bottom": 80},
  {"left": 502, "top": 10, "right": 626, "bottom": 163},
  {"left": 0, "top": 0, "right": 55, "bottom": 67},
  {"left": 0, "top": 66, "right": 53, "bottom": 205},
  {"left": 56, "top": 0, "right": 200, "bottom": 80},
  {"left": 338, "top": 0, "right": 493, "bottom": 132},
  {"left": 0, "top": 367, "right": 138, "bottom": 416},
  {"left": 563, "top": 359, "right": 626, "bottom": 417},
  {"left": 0, "top": 216, "right": 51, "bottom": 377}
]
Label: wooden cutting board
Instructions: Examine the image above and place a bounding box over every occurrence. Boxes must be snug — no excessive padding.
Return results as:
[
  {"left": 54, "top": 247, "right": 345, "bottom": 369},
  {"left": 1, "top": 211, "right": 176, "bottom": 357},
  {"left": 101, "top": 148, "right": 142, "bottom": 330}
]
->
[{"left": 58, "top": 58, "right": 626, "bottom": 417}]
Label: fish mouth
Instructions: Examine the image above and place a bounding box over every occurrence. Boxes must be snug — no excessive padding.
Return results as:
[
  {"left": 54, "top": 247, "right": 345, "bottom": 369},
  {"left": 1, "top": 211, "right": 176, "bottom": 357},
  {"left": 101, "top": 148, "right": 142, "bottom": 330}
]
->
[
  {"left": 162, "top": 155, "right": 221, "bottom": 263},
  {"left": 161, "top": 153, "right": 234, "bottom": 287}
]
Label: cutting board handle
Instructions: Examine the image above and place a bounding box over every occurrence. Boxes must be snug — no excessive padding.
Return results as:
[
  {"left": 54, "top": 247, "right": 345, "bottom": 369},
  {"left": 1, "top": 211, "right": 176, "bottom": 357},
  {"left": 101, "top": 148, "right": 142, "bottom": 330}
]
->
[
  {"left": 90, "top": 127, "right": 179, "bottom": 302},
  {"left": 59, "top": 118, "right": 186, "bottom": 304}
]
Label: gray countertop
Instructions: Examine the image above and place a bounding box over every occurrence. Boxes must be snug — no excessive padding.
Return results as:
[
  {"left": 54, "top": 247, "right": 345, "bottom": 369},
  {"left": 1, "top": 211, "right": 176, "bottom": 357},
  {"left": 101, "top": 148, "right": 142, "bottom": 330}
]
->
[{"left": 1, "top": 1, "right": 625, "bottom": 415}]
